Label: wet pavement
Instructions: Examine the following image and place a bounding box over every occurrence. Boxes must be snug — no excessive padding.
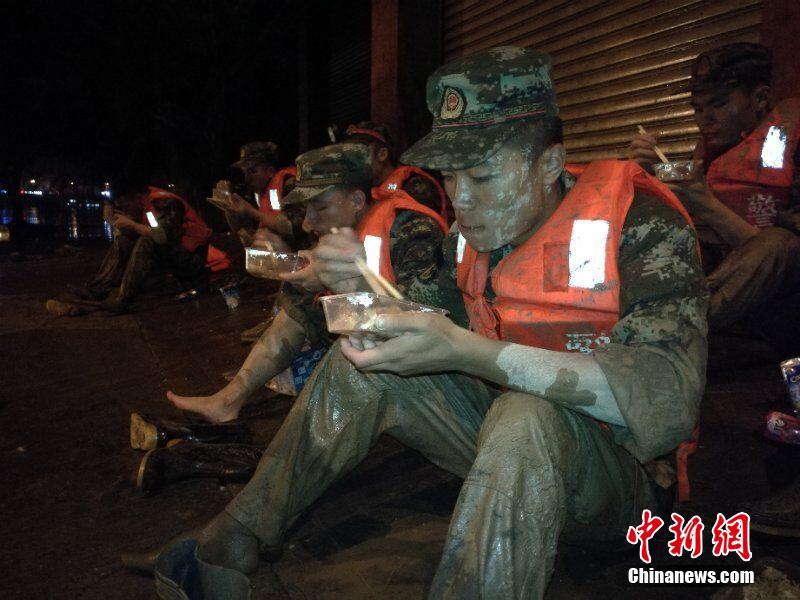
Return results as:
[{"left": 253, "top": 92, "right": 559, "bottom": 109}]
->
[{"left": 2, "top": 245, "right": 800, "bottom": 599}]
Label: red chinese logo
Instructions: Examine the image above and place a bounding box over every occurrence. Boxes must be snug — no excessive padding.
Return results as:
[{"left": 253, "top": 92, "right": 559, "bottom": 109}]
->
[
  {"left": 626, "top": 509, "right": 664, "bottom": 563},
  {"left": 627, "top": 510, "right": 751, "bottom": 562},
  {"left": 667, "top": 513, "right": 704, "bottom": 558},
  {"left": 711, "top": 512, "right": 752, "bottom": 561}
]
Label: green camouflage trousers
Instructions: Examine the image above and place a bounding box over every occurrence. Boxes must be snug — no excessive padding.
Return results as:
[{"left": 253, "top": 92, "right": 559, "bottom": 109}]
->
[{"left": 225, "top": 342, "right": 657, "bottom": 599}]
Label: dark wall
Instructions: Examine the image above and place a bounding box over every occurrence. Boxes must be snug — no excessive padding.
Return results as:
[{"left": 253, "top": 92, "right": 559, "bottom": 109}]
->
[{"left": 3, "top": 0, "right": 300, "bottom": 199}]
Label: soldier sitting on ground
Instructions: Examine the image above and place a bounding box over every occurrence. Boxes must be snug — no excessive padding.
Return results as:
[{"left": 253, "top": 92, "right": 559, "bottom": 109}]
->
[
  {"left": 125, "top": 47, "right": 707, "bottom": 599},
  {"left": 628, "top": 43, "right": 800, "bottom": 364},
  {"left": 46, "top": 183, "right": 212, "bottom": 316}
]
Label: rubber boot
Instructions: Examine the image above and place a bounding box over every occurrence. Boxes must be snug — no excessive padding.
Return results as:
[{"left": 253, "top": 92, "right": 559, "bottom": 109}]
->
[
  {"left": 154, "top": 539, "right": 252, "bottom": 600},
  {"left": 134, "top": 442, "right": 263, "bottom": 495},
  {"left": 130, "top": 413, "right": 251, "bottom": 450}
]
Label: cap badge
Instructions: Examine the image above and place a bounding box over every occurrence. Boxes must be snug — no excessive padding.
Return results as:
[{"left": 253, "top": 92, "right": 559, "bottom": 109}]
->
[{"left": 440, "top": 87, "right": 466, "bottom": 120}]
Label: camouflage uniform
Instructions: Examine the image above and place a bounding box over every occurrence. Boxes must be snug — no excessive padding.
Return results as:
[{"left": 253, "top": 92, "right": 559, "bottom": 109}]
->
[
  {"left": 276, "top": 143, "right": 445, "bottom": 346},
  {"left": 280, "top": 209, "right": 446, "bottom": 346},
  {"left": 343, "top": 121, "right": 448, "bottom": 216},
  {"left": 218, "top": 48, "right": 708, "bottom": 598},
  {"left": 89, "top": 197, "right": 208, "bottom": 305}
]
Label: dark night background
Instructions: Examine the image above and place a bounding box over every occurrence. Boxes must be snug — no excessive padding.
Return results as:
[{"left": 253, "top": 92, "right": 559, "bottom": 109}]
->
[{"left": 2, "top": 0, "right": 302, "bottom": 196}]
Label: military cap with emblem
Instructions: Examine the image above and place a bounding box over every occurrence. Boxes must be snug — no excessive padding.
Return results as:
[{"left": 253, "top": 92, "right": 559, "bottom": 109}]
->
[
  {"left": 232, "top": 141, "right": 280, "bottom": 169},
  {"left": 690, "top": 43, "right": 772, "bottom": 93},
  {"left": 281, "top": 143, "right": 373, "bottom": 206},
  {"left": 402, "top": 46, "right": 558, "bottom": 170}
]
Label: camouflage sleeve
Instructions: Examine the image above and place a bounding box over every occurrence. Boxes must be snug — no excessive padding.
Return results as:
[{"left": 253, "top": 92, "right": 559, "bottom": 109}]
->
[
  {"left": 402, "top": 174, "right": 444, "bottom": 215},
  {"left": 593, "top": 193, "right": 709, "bottom": 463},
  {"left": 276, "top": 284, "right": 332, "bottom": 347},
  {"left": 403, "top": 230, "right": 469, "bottom": 328},
  {"left": 388, "top": 210, "right": 445, "bottom": 293}
]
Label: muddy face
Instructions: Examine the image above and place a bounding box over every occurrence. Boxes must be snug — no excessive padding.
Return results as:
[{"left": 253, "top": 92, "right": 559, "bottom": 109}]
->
[
  {"left": 302, "top": 186, "right": 362, "bottom": 236},
  {"left": 441, "top": 139, "right": 545, "bottom": 252},
  {"left": 691, "top": 87, "right": 767, "bottom": 156}
]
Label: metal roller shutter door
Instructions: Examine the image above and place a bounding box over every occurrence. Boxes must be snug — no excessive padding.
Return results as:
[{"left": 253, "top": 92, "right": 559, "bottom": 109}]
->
[{"left": 444, "top": 0, "right": 763, "bottom": 162}]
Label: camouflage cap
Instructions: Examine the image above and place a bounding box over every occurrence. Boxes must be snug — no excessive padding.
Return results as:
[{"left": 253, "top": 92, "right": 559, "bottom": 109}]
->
[
  {"left": 281, "top": 143, "right": 373, "bottom": 206},
  {"left": 690, "top": 43, "right": 772, "bottom": 94},
  {"left": 232, "top": 141, "right": 279, "bottom": 169},
  {"left": 402, "top": 46, "right": 558, "bottom": 171}
]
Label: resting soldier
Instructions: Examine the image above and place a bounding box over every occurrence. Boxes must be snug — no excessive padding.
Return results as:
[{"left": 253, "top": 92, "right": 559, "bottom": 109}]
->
[
  {"left": 47, "top": 184, "right": 213, "bottom": 315},
  {"left": 133, "top": 47, "right": 707, "bottom": 599},
  {"left": 343, "top": 121, "right": 450, "bottom": 222},
  {"left": 166, "top": 142, "right": 447, "bottom": 424},
  {"left": 628, "top": 43, "right": 800, "bottom": 358},
  {"left": 224, "top": 141, "right": 306, "bottom": 250}
]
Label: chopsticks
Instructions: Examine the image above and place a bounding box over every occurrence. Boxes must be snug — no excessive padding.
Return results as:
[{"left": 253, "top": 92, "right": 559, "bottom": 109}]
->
[
  {"left": 353, "top": 256, "right": 404, "bottom": 300},
  {"left": 637, "top": 125, "right": 670, "bottom": 163},
  {"left": 330, "top": 227, "right": 404, "bottom": 299}
]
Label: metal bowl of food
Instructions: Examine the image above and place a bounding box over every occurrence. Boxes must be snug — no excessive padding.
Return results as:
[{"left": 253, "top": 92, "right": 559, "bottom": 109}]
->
[
  {"left": 320, "top": 292, "right": 448, "bottom": 338},
  {"left": 653, "top": 160, "right": 698, "bottom": 183},
  {"left": 245, "top": 247, "right": 309, "bottom": 279}
]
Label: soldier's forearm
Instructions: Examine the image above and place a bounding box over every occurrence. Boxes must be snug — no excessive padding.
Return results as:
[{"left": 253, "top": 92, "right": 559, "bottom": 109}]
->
[
  {"left": 671, "top": 184, "right": 757, "bottom": 247},
  {"left": 456, "top": 331, "right": 625, "bottom": 425},
  {"left": 227, "top": 309, "right": 306, "bottom": 400}
]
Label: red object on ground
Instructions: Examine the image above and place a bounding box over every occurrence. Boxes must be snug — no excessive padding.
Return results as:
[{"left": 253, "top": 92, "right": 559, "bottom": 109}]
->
[{"left": 764, "top": 410, "right": 800, "bottom": 446}]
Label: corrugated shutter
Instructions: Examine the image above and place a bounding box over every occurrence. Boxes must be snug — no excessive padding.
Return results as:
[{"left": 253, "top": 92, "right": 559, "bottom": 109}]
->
[
  {"left": 329, "top": 39, "right": 372, "bottom": 126},
  {"left": 444, "top": 0, "right": 763, "bottom": 162},
  {"left": 327, "top": 0, "right": 372, "bottom": 127}
]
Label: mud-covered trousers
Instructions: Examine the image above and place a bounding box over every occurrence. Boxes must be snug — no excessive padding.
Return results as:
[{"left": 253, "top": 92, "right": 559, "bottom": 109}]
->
[
  {"left": 89, "top": 231, "right": 208, "bottom": 302},
  {"left": 225, "top": 342, "right": 657, "bottom": 599}
]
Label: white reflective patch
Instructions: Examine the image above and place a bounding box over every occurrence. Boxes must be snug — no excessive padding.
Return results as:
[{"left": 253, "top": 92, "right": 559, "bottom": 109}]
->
[
  {"left": 254, "top": 192, "right": 261, "bottom": 208},
  {"left": 269, "top": 189, "right": 281, "bottom": 210},
  {"left": 145, "top": 211, "right": 158, "bottom": 227},
  {"left": 761, "top": 125, "right": 787, "bottom": 169},
  {"left": 568, "top": 220, "right": 609, "bottom": 289},
  {"left": 387, "top": 182, "right": 398, "bottom": 191},
  {"left": 456, "top": 233, "right": 466, "bottom": 264},
  {"left": 363, "top": 235, "right": 382, "bottom": 275}
]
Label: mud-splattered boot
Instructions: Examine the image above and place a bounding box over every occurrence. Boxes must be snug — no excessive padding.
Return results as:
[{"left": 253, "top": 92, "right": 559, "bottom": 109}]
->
[
  {"left": 130, "top": 413, "right": 251, "bottom": 450},
  {"left": 134, "top": 442, "right": 263, "bottom": 495}
]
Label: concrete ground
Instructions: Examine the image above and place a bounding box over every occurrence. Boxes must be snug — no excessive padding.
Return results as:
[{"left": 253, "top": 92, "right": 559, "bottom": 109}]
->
[{"left": 2, "top": 244, "right": 800, "bottom": 599}]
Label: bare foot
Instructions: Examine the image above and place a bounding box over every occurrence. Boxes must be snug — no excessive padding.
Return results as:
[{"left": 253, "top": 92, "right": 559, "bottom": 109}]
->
[{"left": 167, "top": 390, "right": 241, "bottom": 423}]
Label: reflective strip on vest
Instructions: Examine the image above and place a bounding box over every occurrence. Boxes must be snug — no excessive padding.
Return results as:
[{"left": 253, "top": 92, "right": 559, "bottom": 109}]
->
[
  {"left": 364, "top": 235, "right": 382, "bottom": 275},
  {"left": 456, "top": 233, "right": 467, "bottom": 264},
  {"left": 568, "top": 219, "right": 609, "bottom": 289},
  {"left": 254, "top": 193, "right": 261, "bottom": 209},
  {"left": 269, "top": 189, "right": 281, "bottom": 210},
  {"left": 761, "top": 125, "right": 788, "bottom": 169}
]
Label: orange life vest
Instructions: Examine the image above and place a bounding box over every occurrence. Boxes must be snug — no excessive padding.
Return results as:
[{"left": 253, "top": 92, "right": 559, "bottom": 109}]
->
[
  {"left": 355, "top": 189, "right": 449, "bottom": 283},
  {"left": 456, "top": 160, "right": 693, "bottom": 351},
  {"left": 705, "top": 98, "right": 800, "bottom": 228},
  {"left": 143, "top": 187, "right": 211, "bottom": 253},
  {"left": 258, "top": 166, "right": 297, "bottom": 216},
  {"left": 372, "top": 166, "right": 449, "bottom": 224}
]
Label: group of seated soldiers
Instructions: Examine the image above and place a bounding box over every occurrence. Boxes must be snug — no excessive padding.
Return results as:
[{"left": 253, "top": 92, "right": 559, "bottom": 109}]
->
[{"left": 74, "top": 41, "right": 800, "bottom": 598}]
